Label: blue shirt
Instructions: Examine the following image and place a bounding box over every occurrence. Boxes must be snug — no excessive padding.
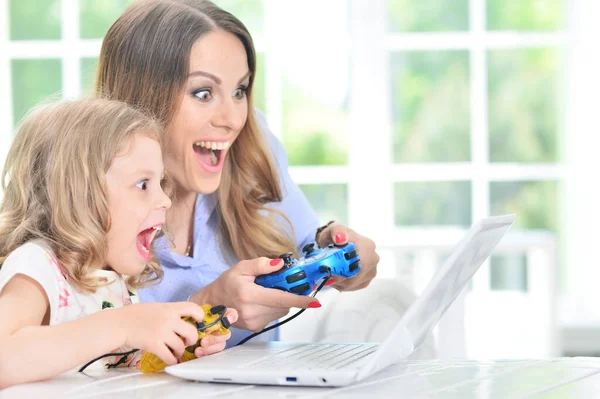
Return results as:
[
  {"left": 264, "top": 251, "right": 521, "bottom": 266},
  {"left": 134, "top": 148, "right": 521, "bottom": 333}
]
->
[{"left": 138, "top": 111, "right": 320, "bottom": 347}]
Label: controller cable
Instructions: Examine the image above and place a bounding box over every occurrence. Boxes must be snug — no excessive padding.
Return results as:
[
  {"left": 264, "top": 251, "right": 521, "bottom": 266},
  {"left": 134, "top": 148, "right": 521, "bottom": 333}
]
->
[
  {"left": 235, "top": 268, "right": 332, "bottom": 346},
  {"left": 78, "top": 305, "right": 229, "bottom": 373}
]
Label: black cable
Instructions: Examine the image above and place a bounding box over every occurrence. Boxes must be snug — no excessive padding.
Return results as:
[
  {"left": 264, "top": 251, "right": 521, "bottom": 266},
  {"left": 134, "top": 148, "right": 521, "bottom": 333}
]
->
[
  {"left": 78, "top": 349, "right": 139, "bottom": 373},
  {"left": 236, "top": 269, "right": 332, "bottom": 346},
  {"left": 78, "top": 306, "right": 228, "bottom": 373}
]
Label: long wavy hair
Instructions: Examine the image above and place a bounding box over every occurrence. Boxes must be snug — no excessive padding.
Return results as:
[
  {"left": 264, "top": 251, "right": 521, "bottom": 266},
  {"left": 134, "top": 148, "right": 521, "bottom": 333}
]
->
[
  {"left": 0, "top": 98, "right": 165, "bottom": 292},
  {"left": 95, "top": 0, "right": 296, "bottom": 261}
]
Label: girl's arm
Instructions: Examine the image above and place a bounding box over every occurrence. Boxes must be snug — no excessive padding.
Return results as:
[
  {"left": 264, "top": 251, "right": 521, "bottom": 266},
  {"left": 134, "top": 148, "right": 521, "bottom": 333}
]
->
[
  {"left": 0, "top": 274, "right": 129, "bottom": 387},
  {"left": 0, "top": 274, "right": 204, "bottom": 389}
]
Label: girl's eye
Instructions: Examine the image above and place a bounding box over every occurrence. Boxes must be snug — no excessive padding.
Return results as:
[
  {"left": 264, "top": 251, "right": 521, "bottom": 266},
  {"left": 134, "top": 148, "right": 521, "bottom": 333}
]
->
[
  {"left": 193, "top": 89, "right": 212, "bottom": 102},
  {"left": 233, "top": 87, "right": 247, "bottom": 100},
  {"left": 136, "top": 180, "right": 148, "bottom": 191}
]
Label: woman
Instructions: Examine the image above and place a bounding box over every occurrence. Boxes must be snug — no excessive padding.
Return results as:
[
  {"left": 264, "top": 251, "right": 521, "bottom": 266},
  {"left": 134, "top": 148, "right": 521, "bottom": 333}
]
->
[{"left": 95, "top": 0, "right": 379, "bottom": 346}]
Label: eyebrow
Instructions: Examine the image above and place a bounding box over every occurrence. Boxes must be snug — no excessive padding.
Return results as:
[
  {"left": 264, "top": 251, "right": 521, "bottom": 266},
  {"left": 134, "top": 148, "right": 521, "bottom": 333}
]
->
[
  {"left": 188, "top": 70, "right": 252, "bottom": 86},
  {"left": 134, "top": 168, "right": 164, "bottom": 178}
]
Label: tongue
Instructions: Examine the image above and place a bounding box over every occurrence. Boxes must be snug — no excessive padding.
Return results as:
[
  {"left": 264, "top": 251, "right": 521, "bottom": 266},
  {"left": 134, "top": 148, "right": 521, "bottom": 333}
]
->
[
  {"left": 137, "top": 229, "right": 152, "bottom": 251},
  {"left": 194, "top": 147, "right": 218, "bottom": 166}
]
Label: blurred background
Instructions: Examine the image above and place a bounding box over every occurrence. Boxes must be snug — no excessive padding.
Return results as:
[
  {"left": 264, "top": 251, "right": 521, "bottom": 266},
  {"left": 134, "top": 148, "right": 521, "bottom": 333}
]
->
[{"left": 1, "top": 0, "right": 599, "bottom": 360}]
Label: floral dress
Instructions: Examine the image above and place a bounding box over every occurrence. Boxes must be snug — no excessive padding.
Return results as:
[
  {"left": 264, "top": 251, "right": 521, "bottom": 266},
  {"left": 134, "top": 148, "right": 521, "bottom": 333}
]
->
[{"left": 0, "top": 240, "right": 144, "bottom": 370}]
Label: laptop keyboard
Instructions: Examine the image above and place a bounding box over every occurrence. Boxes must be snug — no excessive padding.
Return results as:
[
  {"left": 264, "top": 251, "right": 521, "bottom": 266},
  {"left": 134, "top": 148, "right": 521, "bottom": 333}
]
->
[{"left": 246, "top": 343, "right": 378, "bottom": 371}]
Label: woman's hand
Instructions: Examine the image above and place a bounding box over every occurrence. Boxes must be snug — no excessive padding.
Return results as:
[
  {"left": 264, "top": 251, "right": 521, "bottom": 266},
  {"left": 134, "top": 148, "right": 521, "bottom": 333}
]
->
[
  {"left": 118, "top": 302, "right": 205, "bottom": 366},
  {"left": 194, "top": 308, "right": 238, "bottom": 357},
  {"left": 190, "top": 257, "right": 321, "bottom": 332},
  {"left": 316, "top": 222, "right": 379, "bottom": 291}
]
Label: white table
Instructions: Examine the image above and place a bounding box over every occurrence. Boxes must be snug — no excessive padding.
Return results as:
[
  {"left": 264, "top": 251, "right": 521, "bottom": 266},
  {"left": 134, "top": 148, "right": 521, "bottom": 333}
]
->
[{"left": 3, "top": 358, "right": 600, "bottom": 398}]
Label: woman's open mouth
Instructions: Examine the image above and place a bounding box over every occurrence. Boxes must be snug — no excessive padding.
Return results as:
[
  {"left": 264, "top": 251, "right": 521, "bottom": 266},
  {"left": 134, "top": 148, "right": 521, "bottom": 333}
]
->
[{"left": 193, "top": 140, "right": 230, "bottom": 173}]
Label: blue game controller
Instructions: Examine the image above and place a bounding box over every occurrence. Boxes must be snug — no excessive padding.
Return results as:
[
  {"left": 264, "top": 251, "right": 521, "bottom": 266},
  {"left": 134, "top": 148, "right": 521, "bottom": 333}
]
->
[{"left": 254, "top": 242, "right": 361, "bottom": 296}]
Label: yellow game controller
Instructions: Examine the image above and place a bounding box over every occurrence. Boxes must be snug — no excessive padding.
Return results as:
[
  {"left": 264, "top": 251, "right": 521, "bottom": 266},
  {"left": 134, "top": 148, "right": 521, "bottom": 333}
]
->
[{"left": 139, "top": 304, "right": 231, "bottom": 373}]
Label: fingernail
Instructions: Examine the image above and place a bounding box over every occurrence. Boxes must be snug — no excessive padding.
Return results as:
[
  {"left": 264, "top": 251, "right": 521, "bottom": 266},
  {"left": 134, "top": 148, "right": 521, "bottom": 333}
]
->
[
  {"left": 334, "top": 233, "right": 347, "bottom": 244},
  {"left": 308, "top": 302, "right": 322, "bottom": 308},
  {"left": 269, "top": 259, "right": 283, "bottom": 266},
  {"left": 325, "top": 278, "right": 336, "bottom": 286}
]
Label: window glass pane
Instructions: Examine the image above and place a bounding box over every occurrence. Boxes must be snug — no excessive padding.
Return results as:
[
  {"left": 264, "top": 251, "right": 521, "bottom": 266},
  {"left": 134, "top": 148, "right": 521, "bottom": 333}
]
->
[
  {"left": 394, "top": 181, "right": 471, "bottom": 226},
  {"left": 488, "top": 49, "right": 561, "bottom": 163},
  {"left": 282, "top": 68, "right": 349, "bottom": 166},
  {"left": 9, "top": 0, "right": 60, "bottom": 40},
  {"left": 391, "top": 51, "right": 470, "bottom": 163},
  {"left": 80, "top": 57, "right": 98, "bottom": 96},
  {"left": 278, "top": 0, "right": 348, "bottom": 166},
  {"left": 11, "top": 59, "right": 62, "bottom": 128},
  {"left": 487, "top": 0, "right": 564, "bottom": 31},
  {"left": 300, "top": 184, "right": 348, "bottom": 226},
  {"left": 252, "top": 53, "right": 266, "bottom": 114},
  {"left": 490, "top": 255, "right": 528, "bottom": 292},
  {"left": 491, "top": 180, "right": 563, "bottom": 292},
  {"left": 387, "top": 0, "right": 469, "bottom": 32},
  {"left": 490, "top": 181, "right": 559, "bottom": 231},
  {"left": 79, "top": 0, "right": 134, "bottom": 39},
  {"left": 282, "top": 56, "right": 348, "bottom": 166},
  {"left": 213, "top": 0, "right": 264, "bottom": 36}
]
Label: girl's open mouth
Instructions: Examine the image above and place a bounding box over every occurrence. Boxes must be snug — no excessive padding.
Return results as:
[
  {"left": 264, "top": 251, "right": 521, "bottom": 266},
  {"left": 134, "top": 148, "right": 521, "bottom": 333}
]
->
[{"left": 136, "top": 225, "right": 161, "bottom": 261}]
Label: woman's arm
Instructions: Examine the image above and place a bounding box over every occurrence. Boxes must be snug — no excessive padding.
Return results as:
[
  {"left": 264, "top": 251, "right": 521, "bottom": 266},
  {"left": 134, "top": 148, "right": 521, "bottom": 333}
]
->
[{"left": 0, "top": 274, "right": 204, "bottom": 388}]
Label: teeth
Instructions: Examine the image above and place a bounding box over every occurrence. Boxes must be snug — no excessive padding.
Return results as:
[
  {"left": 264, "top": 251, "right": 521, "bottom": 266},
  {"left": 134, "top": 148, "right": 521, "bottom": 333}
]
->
[
  {"left": 152, "top": 226, "right": 161, "bottom": 231},
  {"left": 193, "top": 140, "right": 230, "bottom": 150}
]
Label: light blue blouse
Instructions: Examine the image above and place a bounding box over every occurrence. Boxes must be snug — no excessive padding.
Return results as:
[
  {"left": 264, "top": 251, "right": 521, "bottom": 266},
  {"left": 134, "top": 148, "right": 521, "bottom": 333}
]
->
[{"left": 138, "top": 111, "right": 321, "bottom": 347}]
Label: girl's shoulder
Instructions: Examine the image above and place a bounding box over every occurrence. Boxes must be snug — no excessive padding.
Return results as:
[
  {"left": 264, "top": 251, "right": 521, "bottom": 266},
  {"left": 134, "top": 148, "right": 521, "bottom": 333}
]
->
[
  {"left": 0, "top": 240, "right": 67, "bottom": 324},
  {"left": 3, "top": 239, "right": 61, "bottom": 274}
]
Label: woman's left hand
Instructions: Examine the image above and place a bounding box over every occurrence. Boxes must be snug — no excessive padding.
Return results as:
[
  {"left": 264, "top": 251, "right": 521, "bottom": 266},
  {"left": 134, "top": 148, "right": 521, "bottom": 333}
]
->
[
  {"left": 316, "top": 223, "right": 379, "bottom": 291},
  {"left": 193, "top": 308, "right": 238, "bottom": 357}
]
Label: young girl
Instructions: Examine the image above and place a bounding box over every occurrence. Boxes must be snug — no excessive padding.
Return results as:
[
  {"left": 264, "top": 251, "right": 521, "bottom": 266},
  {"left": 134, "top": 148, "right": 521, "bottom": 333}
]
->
[{"left": 0, "top": 98, "right": 238, "bottom": 388}]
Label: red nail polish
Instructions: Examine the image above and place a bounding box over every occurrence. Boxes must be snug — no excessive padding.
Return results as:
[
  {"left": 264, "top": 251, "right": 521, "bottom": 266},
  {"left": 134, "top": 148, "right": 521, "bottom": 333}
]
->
[
  {"left": 308, "top": 302, "right": 322, "bottom": 308},
  {"left": 269, "top": 259, "right": 283, "bottom": 266},
  {"left": 325, "top": 278, "right": 336, "bottom": 286},
  {"left": 334, "top": 233, "right": 347, "bottom": 244}
]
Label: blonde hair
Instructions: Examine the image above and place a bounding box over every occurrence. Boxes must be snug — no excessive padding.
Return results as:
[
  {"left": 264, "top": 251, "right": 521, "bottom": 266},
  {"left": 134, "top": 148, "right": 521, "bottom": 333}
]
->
[
  {"left": 0, "top": 98, "right": 165, "bottom": 292},
  {"left": 96, "top": 0, "right": 297, "bottom": 261}
]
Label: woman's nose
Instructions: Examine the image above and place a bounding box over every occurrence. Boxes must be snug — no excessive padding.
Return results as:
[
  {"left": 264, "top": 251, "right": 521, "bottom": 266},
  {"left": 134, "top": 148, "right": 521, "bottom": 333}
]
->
[{"left": 212, "top": 97, "right": 246, "bottom": 132}]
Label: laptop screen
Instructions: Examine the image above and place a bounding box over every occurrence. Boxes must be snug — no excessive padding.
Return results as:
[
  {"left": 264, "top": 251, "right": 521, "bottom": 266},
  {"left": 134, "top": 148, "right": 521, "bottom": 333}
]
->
[
  {"left": 359, "top": 215, "right": 515, "bottom": 379},
  {"left": 405, "top": 215, "right": 515, "bottom": 350}
]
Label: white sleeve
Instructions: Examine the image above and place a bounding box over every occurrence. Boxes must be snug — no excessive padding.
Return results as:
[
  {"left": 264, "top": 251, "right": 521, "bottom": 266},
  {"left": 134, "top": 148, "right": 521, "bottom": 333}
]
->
[{"left": 0, "top": 242, "right": 60, "bottom": 323}]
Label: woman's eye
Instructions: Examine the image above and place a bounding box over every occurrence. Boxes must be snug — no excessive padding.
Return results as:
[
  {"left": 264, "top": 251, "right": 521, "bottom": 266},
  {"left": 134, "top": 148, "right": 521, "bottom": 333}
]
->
[
  {"left": 233, "top": 87, "right": 247, "bottom": 100},
  {"left": 193, "top": 89, "right": 212, "bottom": 102},
  {"left": 136, "top": 180, "right": 148, "bottom": 191}
]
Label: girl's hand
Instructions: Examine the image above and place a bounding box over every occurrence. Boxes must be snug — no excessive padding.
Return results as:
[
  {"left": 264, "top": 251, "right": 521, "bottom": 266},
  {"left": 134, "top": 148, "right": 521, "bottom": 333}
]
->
[
  {"left": 118, "top": 302, "right": 205, "bottom": 365},
  {"left": 193, "top": 308, "right": 239, "bottom": 357},
  {"left": 316, "top": 222, "right": 379, "bottom": 292}
]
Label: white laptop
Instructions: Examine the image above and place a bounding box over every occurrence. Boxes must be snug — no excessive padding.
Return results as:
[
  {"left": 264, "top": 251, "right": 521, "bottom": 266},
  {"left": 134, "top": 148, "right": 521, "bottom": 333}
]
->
[{"left": 165, "top": 214, "right": 516, "bottom": 387}]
